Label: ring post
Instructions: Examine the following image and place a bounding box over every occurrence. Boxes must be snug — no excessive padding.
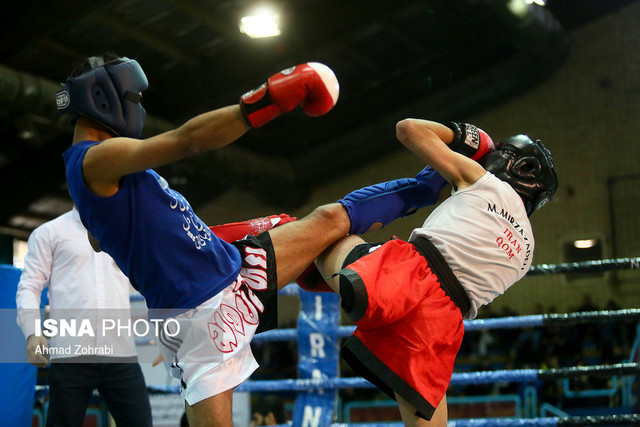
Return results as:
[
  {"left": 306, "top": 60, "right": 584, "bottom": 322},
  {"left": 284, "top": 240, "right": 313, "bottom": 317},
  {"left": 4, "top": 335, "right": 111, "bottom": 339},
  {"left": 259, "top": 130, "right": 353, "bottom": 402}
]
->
[{"left": 292, "top": 290, "right": 340, "bottom": 426}]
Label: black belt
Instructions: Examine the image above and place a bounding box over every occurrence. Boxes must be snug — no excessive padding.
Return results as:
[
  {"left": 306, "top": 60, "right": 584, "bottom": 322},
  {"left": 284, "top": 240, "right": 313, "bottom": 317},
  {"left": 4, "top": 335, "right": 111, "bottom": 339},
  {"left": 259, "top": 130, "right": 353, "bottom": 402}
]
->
[{"left": 410, "top": 237, "right": 471, "bottom": 316}]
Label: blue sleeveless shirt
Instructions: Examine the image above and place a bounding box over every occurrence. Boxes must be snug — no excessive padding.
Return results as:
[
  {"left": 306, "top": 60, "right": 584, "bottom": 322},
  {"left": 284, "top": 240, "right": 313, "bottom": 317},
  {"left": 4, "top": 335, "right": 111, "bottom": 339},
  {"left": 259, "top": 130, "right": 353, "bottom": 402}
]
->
[{"left": 63, "top": 140, "right": 242, "bottom": 311}]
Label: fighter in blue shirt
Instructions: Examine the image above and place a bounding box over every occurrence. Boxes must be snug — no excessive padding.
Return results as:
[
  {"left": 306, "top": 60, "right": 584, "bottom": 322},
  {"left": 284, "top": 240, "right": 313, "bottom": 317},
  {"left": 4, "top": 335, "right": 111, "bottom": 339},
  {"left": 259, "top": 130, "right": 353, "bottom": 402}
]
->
[{"left": 60, "top": 53, "right": 443, "bottom": 426}]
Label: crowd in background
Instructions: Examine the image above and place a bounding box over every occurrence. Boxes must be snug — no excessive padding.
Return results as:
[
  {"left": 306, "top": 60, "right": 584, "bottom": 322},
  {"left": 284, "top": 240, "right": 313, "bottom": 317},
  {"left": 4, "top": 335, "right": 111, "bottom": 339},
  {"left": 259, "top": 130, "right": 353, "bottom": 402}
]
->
[{"left": 452, "top": 296, "right": 636, "bottom": 411}]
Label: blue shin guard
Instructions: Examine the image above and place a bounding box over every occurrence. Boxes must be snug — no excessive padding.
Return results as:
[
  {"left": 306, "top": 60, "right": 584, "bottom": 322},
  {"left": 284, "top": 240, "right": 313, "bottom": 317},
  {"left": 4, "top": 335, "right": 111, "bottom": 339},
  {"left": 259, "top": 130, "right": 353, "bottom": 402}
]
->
[{"left": 338, "top": 166, "right": 447, "bottom": 235}]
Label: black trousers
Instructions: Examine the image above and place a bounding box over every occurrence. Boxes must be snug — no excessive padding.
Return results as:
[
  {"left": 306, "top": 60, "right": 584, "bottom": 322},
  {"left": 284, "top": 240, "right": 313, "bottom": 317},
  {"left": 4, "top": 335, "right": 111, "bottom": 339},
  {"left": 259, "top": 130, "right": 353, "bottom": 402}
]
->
[{"left": 46, "top": 361, "right": 152, "bottom": 427}]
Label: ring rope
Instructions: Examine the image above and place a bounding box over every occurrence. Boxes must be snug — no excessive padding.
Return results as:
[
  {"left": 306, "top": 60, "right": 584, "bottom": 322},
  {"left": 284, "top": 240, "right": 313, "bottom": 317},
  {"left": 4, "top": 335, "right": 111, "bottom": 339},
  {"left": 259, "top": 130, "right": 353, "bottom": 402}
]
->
[
  {"left": 317, "top": 413, "right": 640, "bottom": 426},
  {"left": 251, "top": 308, "right": 640, "bottom": 342},
  {"left": 145, "top": 362, "right": 639, "bottom": 394},
  {"left": 527, "top": 257, "right": 640, "bottom": 275},
  {"left": 464, "top": 308, "right": 640, "bottom": 331}
]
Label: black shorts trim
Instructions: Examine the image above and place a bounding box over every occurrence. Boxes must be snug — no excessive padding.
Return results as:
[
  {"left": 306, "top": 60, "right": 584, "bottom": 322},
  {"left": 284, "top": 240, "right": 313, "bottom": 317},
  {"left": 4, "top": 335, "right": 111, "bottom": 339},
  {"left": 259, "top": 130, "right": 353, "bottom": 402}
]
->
[
  {"left": 338, "top": 268, "right": 368, "bottom": 322},
  {"left": 410, "top": 237, "right": 470, "bottom": 316},
  {"left": 342, "top": 335, "right": 436, "bottom": 420},
  {"left": 338, "top": 242, "right": 382, "bottom": 323},
  {"left": 232, "top": 232, "right": 278, "bottom": 334},
  {"left": 342, "top": 242, "right": 383, "bottom": 266}
]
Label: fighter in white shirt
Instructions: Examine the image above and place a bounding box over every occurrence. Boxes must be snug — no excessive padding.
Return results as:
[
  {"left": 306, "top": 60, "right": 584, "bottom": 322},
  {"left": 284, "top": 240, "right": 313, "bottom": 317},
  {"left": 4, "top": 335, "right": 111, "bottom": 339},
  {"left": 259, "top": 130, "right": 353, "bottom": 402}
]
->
[
  {"left": 16, "top": 208, "right": 152, "bottom": 427},
  {"left": 317, "top": 119, "right": 558, "bottom": 427}
]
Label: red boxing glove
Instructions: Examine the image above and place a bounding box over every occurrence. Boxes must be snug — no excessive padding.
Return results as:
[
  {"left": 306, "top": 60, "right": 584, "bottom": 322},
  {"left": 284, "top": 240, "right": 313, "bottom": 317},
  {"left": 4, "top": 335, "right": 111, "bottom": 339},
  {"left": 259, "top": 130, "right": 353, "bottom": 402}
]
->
[
  {"left": 240, "top": 62, "right": 340, "bottom": 128},
  {"left": 446, "top": 122, "right": 495, "bottom": 161},
  {"left": 210, "top": 213, "right": 297, "bottom": 242}
]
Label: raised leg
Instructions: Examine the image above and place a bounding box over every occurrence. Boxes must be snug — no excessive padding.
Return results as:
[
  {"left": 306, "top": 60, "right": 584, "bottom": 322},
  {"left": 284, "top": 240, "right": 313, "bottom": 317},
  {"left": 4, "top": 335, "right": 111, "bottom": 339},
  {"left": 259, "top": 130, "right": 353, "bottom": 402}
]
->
[
  {"left": 268, "top": 203, "right": 350, "bottom": 290},
  {"left": 338, "top": 166, "right": 446, "bottom": 235}
]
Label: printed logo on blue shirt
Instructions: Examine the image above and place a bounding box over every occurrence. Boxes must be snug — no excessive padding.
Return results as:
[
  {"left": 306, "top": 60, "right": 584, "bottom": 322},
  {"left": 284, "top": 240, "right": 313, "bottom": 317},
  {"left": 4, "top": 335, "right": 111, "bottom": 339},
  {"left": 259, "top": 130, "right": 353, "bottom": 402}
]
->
[{"left": 155, "top": 175, "right": 212, "bottom": 250}]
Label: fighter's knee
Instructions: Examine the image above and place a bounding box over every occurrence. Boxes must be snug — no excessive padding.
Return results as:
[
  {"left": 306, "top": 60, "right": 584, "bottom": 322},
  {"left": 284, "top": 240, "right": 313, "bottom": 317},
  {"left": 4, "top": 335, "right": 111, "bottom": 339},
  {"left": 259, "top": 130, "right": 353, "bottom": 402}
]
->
[{"left": 310, "top": 203, "right": 349, "bottom": 229}]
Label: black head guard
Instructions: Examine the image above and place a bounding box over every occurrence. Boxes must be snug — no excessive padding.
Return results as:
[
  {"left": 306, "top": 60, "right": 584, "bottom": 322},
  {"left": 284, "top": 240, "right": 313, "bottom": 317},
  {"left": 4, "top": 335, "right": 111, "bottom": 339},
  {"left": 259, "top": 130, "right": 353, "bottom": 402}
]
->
[{"left": 480, "top": 135, "right": 558, "bottom": 216}]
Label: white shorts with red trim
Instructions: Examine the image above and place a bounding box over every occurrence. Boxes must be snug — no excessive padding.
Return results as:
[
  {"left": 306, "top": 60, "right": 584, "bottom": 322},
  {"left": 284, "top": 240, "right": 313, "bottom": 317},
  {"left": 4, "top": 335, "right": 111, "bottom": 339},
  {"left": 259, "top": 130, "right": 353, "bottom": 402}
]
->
[{"left": 157, "top": 234, "right": 278, "bottom": 405}]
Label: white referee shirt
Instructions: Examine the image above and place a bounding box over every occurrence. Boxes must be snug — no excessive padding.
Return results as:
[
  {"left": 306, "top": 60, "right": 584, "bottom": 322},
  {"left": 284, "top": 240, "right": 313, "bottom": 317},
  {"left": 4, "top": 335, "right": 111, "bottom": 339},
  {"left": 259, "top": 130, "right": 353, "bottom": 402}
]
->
[
  {"left": 410, "top": 172, "right": 534, "bottom": 319},
  {"left": 15, "top": 208, "right": 137, "bottom": 359}
]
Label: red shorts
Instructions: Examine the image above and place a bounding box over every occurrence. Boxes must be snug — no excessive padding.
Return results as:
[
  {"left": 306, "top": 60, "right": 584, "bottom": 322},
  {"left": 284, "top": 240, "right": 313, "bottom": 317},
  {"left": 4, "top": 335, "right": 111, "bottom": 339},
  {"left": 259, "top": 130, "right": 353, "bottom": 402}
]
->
[{"left": 339, "top": 239, "right": 464, "bottom": 420}]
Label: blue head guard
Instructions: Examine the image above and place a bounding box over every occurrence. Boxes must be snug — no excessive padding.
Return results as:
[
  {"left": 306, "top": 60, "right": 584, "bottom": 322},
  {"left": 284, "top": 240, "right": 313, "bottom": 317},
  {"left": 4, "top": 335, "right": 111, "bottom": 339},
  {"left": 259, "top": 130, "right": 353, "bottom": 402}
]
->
[{"left": 56, "top": 56, "right": 149, "bottom": 138}]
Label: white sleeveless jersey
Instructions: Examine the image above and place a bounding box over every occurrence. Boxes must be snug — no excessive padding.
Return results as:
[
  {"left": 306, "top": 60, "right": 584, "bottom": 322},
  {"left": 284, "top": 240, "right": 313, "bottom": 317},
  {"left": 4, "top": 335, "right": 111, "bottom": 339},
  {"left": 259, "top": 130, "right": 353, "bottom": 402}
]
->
[{"left": 409, "top": 172, "right": 534, "bottom": 319}]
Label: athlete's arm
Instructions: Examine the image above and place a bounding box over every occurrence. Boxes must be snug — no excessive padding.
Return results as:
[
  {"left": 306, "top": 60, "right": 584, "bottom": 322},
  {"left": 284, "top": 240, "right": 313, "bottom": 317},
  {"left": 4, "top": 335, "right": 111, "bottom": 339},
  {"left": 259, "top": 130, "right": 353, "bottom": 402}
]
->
[
  {"left": 82, "top": 62, "right": 339, "bottom": 197},
  {"left": 82, "top": 105, "right": 248, "bottom": 196},
  {"left": 395, "top": 118, "right": 487, "bottom": 190}
]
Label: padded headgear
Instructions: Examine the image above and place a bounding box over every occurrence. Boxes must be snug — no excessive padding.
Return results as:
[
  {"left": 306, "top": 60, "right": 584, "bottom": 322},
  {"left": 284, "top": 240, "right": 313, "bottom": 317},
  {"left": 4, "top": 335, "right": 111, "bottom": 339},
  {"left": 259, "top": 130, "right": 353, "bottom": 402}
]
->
[
  {"left": 56, "top": 56, "right": 148, "bottom": 138},
  {"left": 481, "top": 135, "right": 558, "bottom": 216}
]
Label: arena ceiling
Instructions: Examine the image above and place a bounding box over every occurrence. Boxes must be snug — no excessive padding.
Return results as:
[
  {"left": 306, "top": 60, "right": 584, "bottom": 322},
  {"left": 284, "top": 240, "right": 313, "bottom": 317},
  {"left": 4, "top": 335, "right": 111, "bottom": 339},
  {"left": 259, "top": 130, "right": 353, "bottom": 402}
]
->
[{"left": 0, "top": 0, "right": 635, "bottom": 238}]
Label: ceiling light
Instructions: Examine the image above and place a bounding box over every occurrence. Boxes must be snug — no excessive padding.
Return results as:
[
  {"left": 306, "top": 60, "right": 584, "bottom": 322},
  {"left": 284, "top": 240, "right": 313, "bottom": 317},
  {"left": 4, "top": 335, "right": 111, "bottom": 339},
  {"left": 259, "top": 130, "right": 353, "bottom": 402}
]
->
[
  {"left": 525, "top": 0, "right": 546, "bottom": 5},
  {"left": 574, "top": 239, "right": 598, "bottom": 249},
  {"left": 240, "top": 8, "right": 281, "bottom": 38},
  {"left": 18, "top": 129, "right": 36, "bottom": 140},
  {"left": 507, "top": 0, "right": 529, "bottom": 18}
]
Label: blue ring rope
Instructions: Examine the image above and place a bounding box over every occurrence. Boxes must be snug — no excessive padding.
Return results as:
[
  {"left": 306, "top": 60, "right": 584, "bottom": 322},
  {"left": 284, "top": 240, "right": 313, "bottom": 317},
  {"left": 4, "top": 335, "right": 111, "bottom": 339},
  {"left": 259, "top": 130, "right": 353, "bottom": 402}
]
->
[
  {"left": 146, "top": 362, "right": 639, "bottom": 394},
  {"left": 249, "top": 308, "right": 640, "bottom": 342}
]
